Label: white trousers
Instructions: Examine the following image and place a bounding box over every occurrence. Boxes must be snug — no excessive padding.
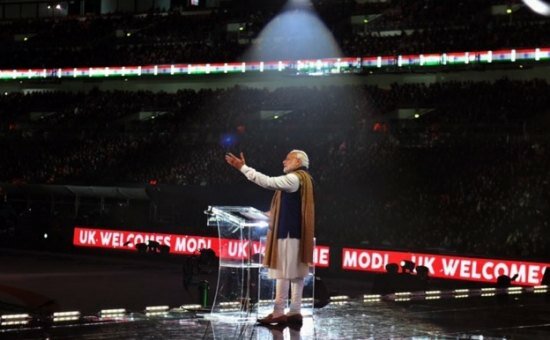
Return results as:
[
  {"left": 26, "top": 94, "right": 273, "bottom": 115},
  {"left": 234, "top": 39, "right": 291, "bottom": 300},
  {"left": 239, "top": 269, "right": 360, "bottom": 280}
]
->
[
  {"left": 272, "top": 278, "right": 305, "bottom": 317},
  {"left": 268, "top": 237, "right": 309, "bottom": 317}
]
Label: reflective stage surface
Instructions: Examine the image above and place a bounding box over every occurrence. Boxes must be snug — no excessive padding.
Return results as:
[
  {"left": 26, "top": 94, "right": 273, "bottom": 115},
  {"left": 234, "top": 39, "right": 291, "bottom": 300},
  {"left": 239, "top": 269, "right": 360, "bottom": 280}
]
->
[
  {"left": 1, "top": 249, "right": 549, "bottom": 339},
  {"left": 2, "top": 293, "right": 549, "bottom": 339}
]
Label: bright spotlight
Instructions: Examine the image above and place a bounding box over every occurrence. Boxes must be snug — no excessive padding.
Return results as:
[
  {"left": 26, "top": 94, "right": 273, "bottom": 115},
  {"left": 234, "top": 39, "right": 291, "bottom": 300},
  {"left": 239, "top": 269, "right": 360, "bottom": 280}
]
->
[
  {"left": 243, "top": 0, "right": 342, "bottom": 61},
  {"left": 522, "top": 0, "right": 550, "bottom": 16}
]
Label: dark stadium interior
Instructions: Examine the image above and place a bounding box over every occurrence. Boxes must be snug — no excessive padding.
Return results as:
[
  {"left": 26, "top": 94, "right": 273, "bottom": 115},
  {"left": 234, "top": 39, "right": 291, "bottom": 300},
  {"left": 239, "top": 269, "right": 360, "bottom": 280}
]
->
[{"left": 1, "top": 0, "right": 550, "bottom": 339}]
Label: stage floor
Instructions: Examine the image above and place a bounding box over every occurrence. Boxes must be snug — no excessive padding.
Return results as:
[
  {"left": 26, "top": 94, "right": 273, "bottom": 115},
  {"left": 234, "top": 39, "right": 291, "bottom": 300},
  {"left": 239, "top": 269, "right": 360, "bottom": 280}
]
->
[
  {"left": 1, "top": 293, "right": 549, "bottom": 339},
  {"left": 1, "top": 249, "right": 549, "bottom": 339}
]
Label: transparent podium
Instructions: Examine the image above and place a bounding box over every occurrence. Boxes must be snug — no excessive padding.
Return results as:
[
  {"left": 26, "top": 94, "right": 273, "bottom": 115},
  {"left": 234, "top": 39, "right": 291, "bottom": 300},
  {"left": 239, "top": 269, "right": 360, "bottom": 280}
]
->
[{"left": 205, "top": 206, "right": 314, "bottom": 322}]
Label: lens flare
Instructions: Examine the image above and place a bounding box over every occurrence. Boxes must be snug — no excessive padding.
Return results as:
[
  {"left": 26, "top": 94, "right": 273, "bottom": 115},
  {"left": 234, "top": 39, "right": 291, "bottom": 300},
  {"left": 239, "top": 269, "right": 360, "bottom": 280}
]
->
[{"left": 522, "top": 0, "right": 550, "bottom": 16}]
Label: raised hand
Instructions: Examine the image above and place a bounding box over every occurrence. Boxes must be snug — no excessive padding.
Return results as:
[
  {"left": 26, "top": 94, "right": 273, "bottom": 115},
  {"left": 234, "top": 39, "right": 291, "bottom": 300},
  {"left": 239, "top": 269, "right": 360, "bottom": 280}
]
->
[{"left": 225, "top": 152, "right": 246, "bottom": 170}]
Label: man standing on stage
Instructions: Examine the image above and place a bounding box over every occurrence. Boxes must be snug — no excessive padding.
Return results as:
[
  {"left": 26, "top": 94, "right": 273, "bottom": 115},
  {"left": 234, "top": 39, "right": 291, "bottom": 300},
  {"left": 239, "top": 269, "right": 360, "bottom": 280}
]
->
[{"left": 225, "top": 150, "right": 315, "bottom": 325}]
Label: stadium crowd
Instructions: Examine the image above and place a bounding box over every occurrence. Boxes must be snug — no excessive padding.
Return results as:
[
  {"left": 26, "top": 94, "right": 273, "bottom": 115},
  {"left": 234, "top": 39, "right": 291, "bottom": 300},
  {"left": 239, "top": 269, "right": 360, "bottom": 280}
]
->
[
  {"left": 1, "top": 0, "right": 550, "bottom": 68},
  {"left": 1, "top": 0, "right": 549, "bottom": 261},
  {"left": 1, "top": 79, "right": 549, "bottom": 259}
]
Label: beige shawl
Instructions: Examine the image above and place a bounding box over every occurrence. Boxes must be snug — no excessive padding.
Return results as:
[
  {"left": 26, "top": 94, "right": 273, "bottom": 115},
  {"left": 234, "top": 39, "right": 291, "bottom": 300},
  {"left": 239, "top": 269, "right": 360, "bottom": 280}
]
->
[{"left": 263, "top": 170, "right": 315, "bottom": 268}]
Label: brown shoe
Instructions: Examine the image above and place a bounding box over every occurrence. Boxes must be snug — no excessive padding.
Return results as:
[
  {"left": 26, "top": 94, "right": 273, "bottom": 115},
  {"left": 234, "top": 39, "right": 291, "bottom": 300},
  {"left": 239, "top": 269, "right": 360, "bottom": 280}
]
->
[
  {"left": 285, "top": 313, "right": 303, "bottom": 325},
  {"left": 257, "top": 313, "right": 287, "bottom": 325}
]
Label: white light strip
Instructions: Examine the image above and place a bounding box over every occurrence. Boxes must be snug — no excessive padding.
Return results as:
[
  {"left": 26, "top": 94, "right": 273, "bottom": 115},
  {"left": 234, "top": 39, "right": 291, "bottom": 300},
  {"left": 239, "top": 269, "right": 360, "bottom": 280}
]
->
[
  {"left": 218, "top": 307, "right": 240, "bottom": 312},
  {"left": 453, "top": 289, "right": 469, "bottom": 293},
  {"left": 330, "top": 295, "right": 349, "bottom": 301},
  {"left": 395, "top": 297, "right": 411, "bottom": 302},
  {"left": 145, "top": 311, "right": 169, "bottom": 317},
  {"left": 53, "top": 311, "right": 80, "bottom": 317},
  {"left": 507, "top": 287, "right": 522, "bottom": 291},
  {"left": 395, "top": 292, "right": 411, "bottom": 296},
  {"left": 53, "top": 316, "right": 80, "bottom": 322},
  {"left": 425, "top": 296, "right": 440, "bottom": 300},
  {"left": 145, "top": 305, "right": 169, "bottom": 311},
  {"left": 1, "top": 314, "right": 30, "bottom": 320},
  {"left": 180, "top": 304, "right": 202, "bottom": 309},
  {"left": 1, "top": 320, "right": 29, "bottom": 326},
  {"left": 100, "top": 308, "right": 126, "bottom": 315}
]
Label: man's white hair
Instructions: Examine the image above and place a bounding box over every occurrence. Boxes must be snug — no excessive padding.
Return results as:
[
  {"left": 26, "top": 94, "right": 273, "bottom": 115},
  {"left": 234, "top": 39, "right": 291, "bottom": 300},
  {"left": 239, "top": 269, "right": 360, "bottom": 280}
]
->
[{"left": 290, "top": 149, "right": 309, "bottom": 168}]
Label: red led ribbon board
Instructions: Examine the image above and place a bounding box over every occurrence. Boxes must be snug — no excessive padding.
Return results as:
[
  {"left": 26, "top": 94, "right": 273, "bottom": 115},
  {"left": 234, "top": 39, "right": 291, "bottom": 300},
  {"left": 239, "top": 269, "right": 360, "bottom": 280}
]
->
[
  {"left": 342, "top": 247, "right": 549, "bottom": 286},
  {"left": 73, "top": 226, "right": 330, "bottom": 267},
  {"left": 73, "top": 227, "right": 548, "bottom": 285}
]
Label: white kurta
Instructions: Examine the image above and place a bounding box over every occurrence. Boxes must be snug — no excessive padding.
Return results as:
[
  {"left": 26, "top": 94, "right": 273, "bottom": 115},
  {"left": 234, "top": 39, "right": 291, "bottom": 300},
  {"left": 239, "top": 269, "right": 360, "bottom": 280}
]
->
[{"left": 240, "top": 165, "right": 310, "bottom": 279}]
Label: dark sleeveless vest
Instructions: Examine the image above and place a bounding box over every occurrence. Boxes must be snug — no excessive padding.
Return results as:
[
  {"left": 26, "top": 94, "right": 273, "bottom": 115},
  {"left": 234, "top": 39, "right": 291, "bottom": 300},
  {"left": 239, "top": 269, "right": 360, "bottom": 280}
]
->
[{"left": 277, "top": 167, "right": 310, "bottom": 239}]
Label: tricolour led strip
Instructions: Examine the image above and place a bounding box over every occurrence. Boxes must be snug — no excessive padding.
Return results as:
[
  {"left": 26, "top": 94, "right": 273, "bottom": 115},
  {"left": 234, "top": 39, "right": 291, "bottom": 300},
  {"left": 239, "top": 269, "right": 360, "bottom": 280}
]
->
[{"left": 1, "top": 47, "right": 549, "bottom": 81}]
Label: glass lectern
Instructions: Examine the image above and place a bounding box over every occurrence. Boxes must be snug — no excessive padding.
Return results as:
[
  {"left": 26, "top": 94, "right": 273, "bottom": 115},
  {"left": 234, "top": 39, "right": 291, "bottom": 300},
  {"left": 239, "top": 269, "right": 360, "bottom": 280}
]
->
[{"left": 205, "top": 205, "right": 314, "bottom": 322}]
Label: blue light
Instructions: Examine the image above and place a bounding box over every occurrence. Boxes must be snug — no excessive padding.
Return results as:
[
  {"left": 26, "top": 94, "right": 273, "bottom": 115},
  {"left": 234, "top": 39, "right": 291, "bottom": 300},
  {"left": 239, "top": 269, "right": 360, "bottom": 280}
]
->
[{"left": 220, "top": 133, "right": 237, "bottom": 148}]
